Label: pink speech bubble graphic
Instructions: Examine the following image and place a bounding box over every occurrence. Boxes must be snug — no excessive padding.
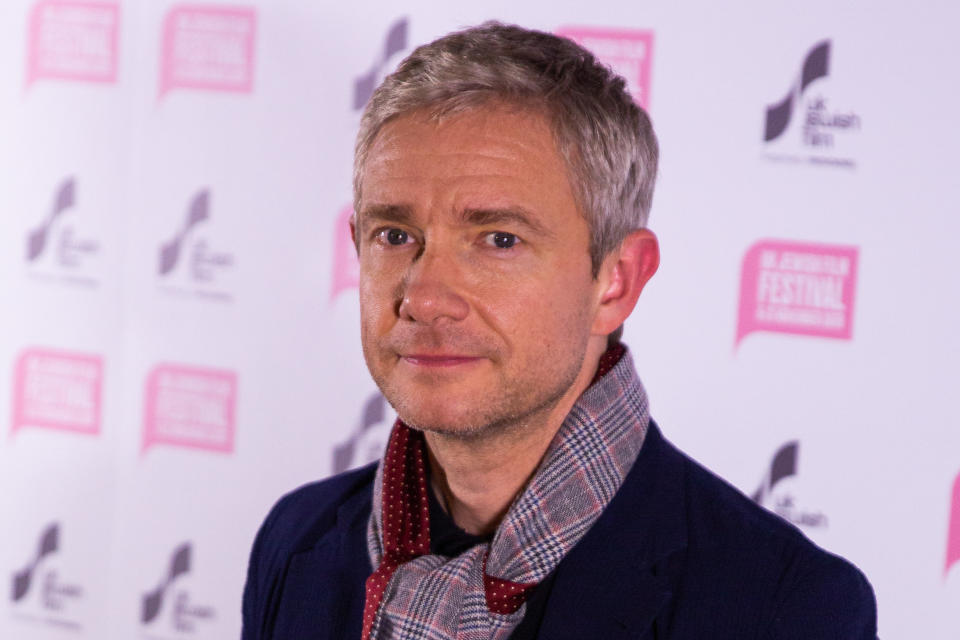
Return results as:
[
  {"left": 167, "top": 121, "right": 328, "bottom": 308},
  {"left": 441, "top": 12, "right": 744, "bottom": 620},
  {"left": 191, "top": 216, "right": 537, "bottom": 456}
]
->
[
  {"left": 11, "top": 348, "right": 102, "bottom": 436},
  {"left": 946, "top": 471, "right": 960, "bottom": 577},
  {"left": 736, "top": 240, "right": 858, "bottom": 347},
  {"left": 159, "top": 5, "right": 256, "bottom": 98},
  {"left": 25, "top": 0, "right": 120, "bottom": 88},
  {"left": 331, "top": 205, "right": 359, "bottom": 300},
  {"left": 142, "top": 363, "right": 236, "bottom": 455},
  {"left": 555, "top": 26, "right": 654, "bottom": 109}
]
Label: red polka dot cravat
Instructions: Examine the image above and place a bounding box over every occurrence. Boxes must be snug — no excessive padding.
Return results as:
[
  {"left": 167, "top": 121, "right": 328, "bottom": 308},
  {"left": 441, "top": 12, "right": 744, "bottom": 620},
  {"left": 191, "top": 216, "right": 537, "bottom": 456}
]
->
[
  {"left": 362, "top": 343, "right": 629, "bottom": 638},
  {"left": 361, "top": 424, "right": 537, "bottom": 638}
]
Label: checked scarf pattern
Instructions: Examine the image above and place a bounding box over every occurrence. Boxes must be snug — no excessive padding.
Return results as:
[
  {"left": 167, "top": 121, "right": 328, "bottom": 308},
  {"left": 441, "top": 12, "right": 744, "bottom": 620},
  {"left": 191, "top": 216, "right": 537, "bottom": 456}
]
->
[{"left": 363, "top": 346, "right": 650, "bottom": 640}]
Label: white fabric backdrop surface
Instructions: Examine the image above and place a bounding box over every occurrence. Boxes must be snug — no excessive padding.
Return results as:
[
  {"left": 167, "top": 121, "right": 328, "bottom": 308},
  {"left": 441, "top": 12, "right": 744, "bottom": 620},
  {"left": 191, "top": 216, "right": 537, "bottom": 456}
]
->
[{"left": 1, "top": 1, "right": 958, "bottom": 638}]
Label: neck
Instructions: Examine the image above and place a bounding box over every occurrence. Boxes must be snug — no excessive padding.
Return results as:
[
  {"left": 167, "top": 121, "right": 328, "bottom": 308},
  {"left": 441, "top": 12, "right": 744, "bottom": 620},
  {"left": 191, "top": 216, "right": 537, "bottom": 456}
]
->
[{"left": 424, "top": 340, "right": 608, "bottom": 536}]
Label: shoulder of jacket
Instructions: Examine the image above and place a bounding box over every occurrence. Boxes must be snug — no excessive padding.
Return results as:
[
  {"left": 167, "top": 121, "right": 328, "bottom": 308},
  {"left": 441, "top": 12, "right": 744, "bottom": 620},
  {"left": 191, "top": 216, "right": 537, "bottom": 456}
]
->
[
  {"left": 669, "top": 443, "right": 811, "bottom": 554},
  {"left": 259, "top": 462, "right": 378, "bottom": 556},
  {"left": 652, "top": 436, "right": 877, "bottom": 636}
]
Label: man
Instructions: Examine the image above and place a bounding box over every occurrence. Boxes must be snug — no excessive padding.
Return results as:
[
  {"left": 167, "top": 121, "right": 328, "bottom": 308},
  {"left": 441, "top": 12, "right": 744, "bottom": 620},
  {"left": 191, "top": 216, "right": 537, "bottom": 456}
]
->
[{"left": 243, "top": 22, "right": 877, "bottom": 639}]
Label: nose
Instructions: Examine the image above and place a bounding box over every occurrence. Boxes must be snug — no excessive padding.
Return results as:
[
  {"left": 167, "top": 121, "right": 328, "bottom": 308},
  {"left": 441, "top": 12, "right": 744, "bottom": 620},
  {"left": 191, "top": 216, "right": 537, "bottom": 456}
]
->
[{"left": 397, "top": 246, "right": 469, "bottom": 325}]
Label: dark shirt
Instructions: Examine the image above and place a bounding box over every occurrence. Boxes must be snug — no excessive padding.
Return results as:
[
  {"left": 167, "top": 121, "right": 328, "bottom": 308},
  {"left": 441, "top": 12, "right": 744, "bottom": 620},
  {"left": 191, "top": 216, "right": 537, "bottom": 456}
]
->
[
  {"left": 426, "top": 476, "right": 490, "bottom": 556},
  {"left": 426, "top": 469, "right": 556, "bottom": 639}
]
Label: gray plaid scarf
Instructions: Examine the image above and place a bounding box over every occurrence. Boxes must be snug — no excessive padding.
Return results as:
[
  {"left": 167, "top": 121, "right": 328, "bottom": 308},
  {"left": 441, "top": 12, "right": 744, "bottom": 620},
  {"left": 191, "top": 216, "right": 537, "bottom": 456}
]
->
[{"left": 366, "top": 348, "right": 649, "bottom": 639}]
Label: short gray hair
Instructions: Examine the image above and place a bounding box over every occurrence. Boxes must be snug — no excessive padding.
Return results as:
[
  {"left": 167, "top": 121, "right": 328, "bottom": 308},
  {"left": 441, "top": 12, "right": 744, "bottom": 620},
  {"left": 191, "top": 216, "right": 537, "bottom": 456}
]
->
[{"left": 353, "top": 21, "right": 659, "bottom": 275}]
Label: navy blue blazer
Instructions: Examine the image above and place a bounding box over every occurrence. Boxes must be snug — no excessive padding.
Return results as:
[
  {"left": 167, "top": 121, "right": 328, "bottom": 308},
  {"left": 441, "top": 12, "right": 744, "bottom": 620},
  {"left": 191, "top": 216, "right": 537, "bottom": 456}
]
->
[{"left": 242, "top": 422, "right": 877, "bottom": 639}]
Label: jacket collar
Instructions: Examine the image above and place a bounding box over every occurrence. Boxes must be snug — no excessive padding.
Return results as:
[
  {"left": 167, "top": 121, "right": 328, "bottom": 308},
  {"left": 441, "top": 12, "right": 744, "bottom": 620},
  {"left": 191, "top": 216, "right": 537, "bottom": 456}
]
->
[
  {"left": 537, "top": 421, "right": 688, "bottom": 639},
  {"left": 272, "top": 475, "right": 374, "bottom": 639},
  {"left": 274, "top": 429, "right": 687, "bottom": 640}
]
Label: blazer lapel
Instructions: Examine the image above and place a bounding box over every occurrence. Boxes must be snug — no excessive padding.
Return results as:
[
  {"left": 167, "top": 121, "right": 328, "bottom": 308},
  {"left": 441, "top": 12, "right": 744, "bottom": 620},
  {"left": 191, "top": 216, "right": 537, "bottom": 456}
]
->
[
  {"left": 271, "top": 483, "right": 373, "bottom": 640},
  {"left": 536, "top": 422, "right": 688, "bottom": 639}
]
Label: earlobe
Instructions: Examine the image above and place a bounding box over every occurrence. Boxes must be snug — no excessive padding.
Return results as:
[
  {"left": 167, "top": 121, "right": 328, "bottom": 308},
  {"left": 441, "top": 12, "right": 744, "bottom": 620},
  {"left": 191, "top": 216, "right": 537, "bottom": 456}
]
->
[{"left": 593, "top": 229, "right": 660, "bottom": 335}]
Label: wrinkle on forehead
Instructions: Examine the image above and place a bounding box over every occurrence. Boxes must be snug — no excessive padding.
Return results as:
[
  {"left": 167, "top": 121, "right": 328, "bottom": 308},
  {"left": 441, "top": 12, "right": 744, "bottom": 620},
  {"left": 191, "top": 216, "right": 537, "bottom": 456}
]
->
[
  {"left": 362, "top": 108, "right": 576, "bottom": 220},
  {"left": 365, "top": 104, "right": 564, "bottom": 177}
]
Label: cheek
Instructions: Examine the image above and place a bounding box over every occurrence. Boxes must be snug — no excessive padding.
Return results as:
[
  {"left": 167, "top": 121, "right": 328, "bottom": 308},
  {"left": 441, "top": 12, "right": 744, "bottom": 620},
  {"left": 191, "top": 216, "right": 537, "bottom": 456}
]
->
[
  {"left": 359, "top": 254, "right": 403, "bottom": 323},
  {"left": 472, "top": 263, "right": 596, "bottom": 345},
  {"left": 540, "top": 263, "right": 598, "bottom": 330},
  {"left": 359, "top": 288, "right": 397, "bottom": 334},
  {"left": 543, "top": 286, "right": 594, "bottom": 336},
  {"left": 358, "top": 293, "right": 391, "bottom": 351}
]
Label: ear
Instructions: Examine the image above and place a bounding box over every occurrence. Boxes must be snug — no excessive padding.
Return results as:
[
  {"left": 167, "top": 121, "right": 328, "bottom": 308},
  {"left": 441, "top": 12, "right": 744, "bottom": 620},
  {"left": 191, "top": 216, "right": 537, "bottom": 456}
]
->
[
  {"left": 591, "top": 229, "right": 660, "bottom": 336},
  {"left": 349, "top": 216, "right": 359, "bottom": 254}
]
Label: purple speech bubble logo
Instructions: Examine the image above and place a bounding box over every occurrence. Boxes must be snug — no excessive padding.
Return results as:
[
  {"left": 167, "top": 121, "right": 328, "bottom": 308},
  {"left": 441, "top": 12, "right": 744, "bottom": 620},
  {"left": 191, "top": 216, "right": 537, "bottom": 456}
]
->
[
  {"left": 158, "top": 189, "right": 210, "bottom": 276},
  {"left": 332, "top": 392, "right": 390, "bottom": 474},
  {"left": 736, "top": 239, "right": 858, "bottom": 347},
  {"left": 26, "top": 176, "right": 75, "bottom": 262},
  {"left": 11, "top": 523, "right": 60, "bottom": 602},
  {"left": 946, "top": 472, "right": 960, "bottom": 577},
  {"left": 142, "top": 363, "right": 236, "bottom": 455},
  {"left": 141, "top": 543, "right": 190, "bottom": 624},
  {"left": 751, "top": 441, "right": 799, "bottom": 505},
  {"left": 11, "top": 348, "right": 102, "bottom": 438},
  {"left": 25, "top": 1, "right": 119, "bottom": 88},
  {"left": 331, "top": 205, "right": 359, "bottom": 300},
  {"left": 158, "top": 5, "right": 256, "bottom": 99},
  {"left": 555, "top": 26, "right": 654, "bottom": 109},
  {"left": 353, "top": 18, "right": 408, "bottom": 111},
  {"left": 764, "top": 41, "right": 830, "bottom": 142}
]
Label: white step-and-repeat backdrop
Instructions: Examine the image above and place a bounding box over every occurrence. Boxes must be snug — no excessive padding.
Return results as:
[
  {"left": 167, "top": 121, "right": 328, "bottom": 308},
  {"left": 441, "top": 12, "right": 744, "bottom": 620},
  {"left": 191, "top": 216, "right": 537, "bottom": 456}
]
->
[{"left": 1, "top": 1, "right": 958, "bottom": 638}]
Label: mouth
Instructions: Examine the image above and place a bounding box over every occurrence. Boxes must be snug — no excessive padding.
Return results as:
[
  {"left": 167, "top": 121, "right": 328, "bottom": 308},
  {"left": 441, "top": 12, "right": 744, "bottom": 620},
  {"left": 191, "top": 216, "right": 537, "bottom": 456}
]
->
[{"left": 400, "top": 354, "right": 484, "bottom": 368}]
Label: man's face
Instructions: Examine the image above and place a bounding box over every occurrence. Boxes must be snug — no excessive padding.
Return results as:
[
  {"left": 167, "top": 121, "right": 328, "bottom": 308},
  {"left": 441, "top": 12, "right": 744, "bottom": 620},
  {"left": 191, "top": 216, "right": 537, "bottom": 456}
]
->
[{"left": 355, "top": 104, "right": 608, "bottom": 437}]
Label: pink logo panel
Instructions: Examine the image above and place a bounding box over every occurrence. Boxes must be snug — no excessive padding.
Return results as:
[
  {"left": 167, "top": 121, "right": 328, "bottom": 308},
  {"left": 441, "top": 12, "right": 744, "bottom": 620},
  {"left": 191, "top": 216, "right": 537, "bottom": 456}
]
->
[
  {"left": 159, "top": 5, "right": 256, "bottom": 97},
  {"left": 11, "top": 348, "right": 102, "bottom": 436},
  {"left": 946, "top": 471, "right": 960, "bottom": 576},
  {"left": 556, "top": 26, "right": 654, "bottom": 109},
  {"left": 143, "top": 364, "right": 236, "bottom": 454},
  {"left": 331, "top": 205, "right": 359, "bottom": 299},
  {"left": 26, "top": 1, "right": 120, "bottom": 87},
  {"left": 736, "top": 240, "right": 858, "bottom": 346}
]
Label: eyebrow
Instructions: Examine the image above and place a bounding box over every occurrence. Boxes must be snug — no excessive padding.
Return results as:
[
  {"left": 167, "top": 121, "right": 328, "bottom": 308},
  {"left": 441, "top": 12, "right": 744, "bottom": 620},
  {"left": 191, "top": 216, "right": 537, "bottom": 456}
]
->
[
  {"left": 357, "top": 204, "right": 554, "bottom": 238},
  {"left": 461, "top": 207, "right": 553, "bottom": 237},
  {"left": 357, "top": 204, "right": 415, "bottom": 230}
]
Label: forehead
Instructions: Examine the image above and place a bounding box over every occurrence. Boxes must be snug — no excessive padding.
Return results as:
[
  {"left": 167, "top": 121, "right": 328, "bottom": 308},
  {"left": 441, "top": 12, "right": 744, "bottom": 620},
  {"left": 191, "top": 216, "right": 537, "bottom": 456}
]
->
[{"left": 359, "top": 104, "right": 581, "bottom": 220}]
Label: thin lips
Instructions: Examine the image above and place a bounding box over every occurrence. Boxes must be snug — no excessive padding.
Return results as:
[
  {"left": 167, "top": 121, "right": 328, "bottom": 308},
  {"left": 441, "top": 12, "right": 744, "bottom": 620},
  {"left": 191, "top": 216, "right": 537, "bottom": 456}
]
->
[{"left": 402, "top": 353, "right": 482, "bottom": 361}]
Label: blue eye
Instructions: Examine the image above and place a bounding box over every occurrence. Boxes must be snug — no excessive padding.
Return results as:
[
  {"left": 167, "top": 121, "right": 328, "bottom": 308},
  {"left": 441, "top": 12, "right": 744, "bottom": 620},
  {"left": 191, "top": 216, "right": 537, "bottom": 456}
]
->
[{"left": 485, "top": 232, "right": 519, "bottom": 249}]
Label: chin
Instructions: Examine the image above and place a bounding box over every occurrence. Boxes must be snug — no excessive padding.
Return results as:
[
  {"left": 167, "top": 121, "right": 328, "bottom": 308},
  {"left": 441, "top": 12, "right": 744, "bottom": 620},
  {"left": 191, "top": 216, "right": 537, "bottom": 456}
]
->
[
  {"left": 376, "top": 370, "right": 462, "bottom": 413},
  {"left": 370, "top": 350, "right": 586, "bottom": 441},
  {"left": 390, "top": 397, "right": 479, "bottom": 435},
  {"left": 390, "top": 392, "right": 552, "bottom": 443}
]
